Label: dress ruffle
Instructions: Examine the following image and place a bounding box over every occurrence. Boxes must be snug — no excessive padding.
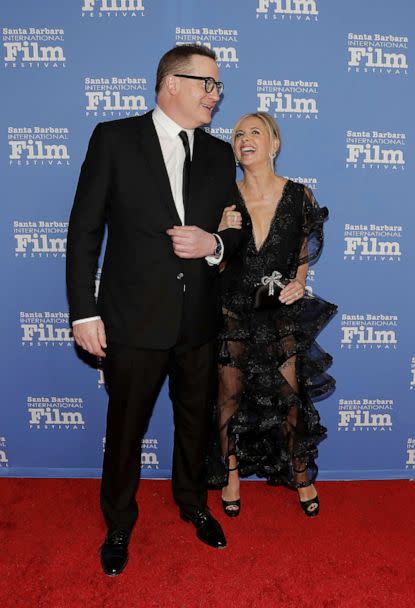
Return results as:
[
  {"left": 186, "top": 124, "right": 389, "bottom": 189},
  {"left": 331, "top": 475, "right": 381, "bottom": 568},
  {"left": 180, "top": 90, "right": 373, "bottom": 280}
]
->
[{"left": 209, "top": 293, "right": 336, "bottom": 487}]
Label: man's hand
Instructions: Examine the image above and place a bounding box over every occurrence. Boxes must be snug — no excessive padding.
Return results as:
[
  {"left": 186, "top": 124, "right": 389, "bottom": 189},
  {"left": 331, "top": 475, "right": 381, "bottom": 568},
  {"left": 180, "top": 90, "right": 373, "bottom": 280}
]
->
[
  {"left": 166, "top": 225, "right": 216, "bottom": 259},
  {"left": 73, "top": 319, "right": 107, "bottom": 357}
]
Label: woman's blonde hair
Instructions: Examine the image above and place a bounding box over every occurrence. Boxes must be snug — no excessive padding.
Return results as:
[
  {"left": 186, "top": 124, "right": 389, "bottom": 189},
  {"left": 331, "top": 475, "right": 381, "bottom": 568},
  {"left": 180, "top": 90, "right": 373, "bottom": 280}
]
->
[{"left": 231, "top": 112, "right": 281, "bottom": 164}]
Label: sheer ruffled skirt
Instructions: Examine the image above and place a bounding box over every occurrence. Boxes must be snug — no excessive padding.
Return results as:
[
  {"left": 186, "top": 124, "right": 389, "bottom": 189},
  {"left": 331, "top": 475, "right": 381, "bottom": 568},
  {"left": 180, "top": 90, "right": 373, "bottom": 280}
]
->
[{"left": 207, "top": 292, "right": 337, "bottom": 489}]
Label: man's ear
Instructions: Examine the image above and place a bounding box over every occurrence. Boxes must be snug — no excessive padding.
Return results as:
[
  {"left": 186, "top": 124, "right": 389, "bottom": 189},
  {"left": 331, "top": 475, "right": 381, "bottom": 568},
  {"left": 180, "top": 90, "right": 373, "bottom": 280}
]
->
[{"left": 165, "top": 74, "right": 178, "bottom": 95}]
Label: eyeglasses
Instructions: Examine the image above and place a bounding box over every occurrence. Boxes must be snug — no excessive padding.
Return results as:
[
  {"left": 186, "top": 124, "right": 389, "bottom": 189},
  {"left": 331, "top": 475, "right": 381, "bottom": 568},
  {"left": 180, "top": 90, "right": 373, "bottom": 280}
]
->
[{"left": 174, "top": 74, "right": 224, "bottom": 96}]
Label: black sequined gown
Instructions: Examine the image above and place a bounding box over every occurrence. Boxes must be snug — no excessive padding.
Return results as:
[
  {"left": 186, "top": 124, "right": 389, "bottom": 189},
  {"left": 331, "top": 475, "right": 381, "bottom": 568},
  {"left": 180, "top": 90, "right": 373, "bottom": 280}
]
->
[{"left": 208, "top": 180, "right": 337, "bottom": 488}]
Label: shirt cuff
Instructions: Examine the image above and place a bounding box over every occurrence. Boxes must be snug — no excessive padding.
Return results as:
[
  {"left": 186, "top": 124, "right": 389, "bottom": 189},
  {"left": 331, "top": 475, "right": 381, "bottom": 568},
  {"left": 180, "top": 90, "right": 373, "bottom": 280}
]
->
[
  {"left": 205, "top": 233, "right": 224, "bottom": 266},
  {"left": 72, "top": 316, "right": 101, "bottom": 326}
]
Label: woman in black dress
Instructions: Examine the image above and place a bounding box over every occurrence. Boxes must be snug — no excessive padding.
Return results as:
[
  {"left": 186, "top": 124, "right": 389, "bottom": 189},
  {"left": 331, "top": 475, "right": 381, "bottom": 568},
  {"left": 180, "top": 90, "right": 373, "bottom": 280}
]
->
[{"left": 210, "top": 112, "right": 337, "bottom": 518}]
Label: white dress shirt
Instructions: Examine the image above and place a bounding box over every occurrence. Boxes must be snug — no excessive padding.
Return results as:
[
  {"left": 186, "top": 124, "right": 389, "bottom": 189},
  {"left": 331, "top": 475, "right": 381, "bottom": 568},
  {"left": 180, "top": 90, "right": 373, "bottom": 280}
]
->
[
  {"left": 73, "top": 106, "right": 223, "bottom": 326},
  {"left": 152, "top": 104, "right": 192, "bottom": 226}
]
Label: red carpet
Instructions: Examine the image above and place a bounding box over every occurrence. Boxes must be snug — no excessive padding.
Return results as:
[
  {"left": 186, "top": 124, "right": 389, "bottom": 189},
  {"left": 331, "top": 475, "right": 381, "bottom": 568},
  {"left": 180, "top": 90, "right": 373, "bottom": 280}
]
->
[{"left": 0, "top": 479, "right": 414, "bottom": 607}]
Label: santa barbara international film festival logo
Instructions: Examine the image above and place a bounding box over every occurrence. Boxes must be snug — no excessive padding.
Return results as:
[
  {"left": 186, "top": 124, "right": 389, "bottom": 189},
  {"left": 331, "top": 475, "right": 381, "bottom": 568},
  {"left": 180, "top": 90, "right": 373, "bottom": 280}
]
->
[
  {"left": 81, "top": 0, "right": 144, "bottom": 17},
  {"left": 0, "top": 437, "right": 8, "bottom": 468},
  {"left": 97, "top": 366, "right": 105, "bottom": 389},
  {"left": 345, "top": 130, "right": 405, "bottom": 171},
  {"left": 287, "top": 176, "right": 318, "bottom": 191},
  {"left": 140, "top": 438, "right": 159, "bottom": 469},
  {"left": 303, "top": 268, "right": 315, "bottom": 296},
  {"left": 343, "top": 223, "right": 402, "bottom": 263},
  {"left": 175, "top": 27, "right": 239, "bottom": 69},
  {"left": 410, "top": 357, "right": 415, "bottom": 391},
  {"left": 95, "top": 264, "right": 106, "bottom": 390},
  {"left": 337, "top": 398, "right": 393, "bottom": 432},
  {"left": 95, "top": 267, "right": 102, "bottom": 300},
  {"left": 3, "top": 27, "right": 65, "bottom": 69},
  {"left": 103, "top": 437, "right": 159, "bottom": 469},
  {"left": 204, "top": 126, "right": 232, "bottom": 143},
  {"left": 340, "top": 313, "right": 398, "bottom": 350},
  {"left": 406, "top": 438, "right": 415, "bottom": 470},
  {"left": 27, "top": 396, "right": 85, "bottom": 431},
  {"left": 94, "top": 267, "right": 106, "bottom": 390},
  {"left": 14, "top": 220, "right": 67, "bottom": 258},
  {"left": 347, "top": 32, "right": 408, "bottom": 76},
  {"left": 20, "top": 312, "right": 73, "bottom": 348},
  {"left": 8, "top": 127, "right": 70, "bottom": 166},
  {"left": 256, "top": 0, "right": 318, "bottom": 21},
  {"left": 257, "top": 77, "right": 318, "bottom": 120},
  {"left": 85, "top": 76, "right": 148, "bottom": 118}
]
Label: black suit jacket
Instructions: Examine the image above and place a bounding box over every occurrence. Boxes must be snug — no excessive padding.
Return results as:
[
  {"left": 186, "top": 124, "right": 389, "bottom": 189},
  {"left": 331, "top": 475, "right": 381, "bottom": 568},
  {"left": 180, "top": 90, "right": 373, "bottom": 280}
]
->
[{"left": 66, "top": 111, "right": 244, "bottom": 349}]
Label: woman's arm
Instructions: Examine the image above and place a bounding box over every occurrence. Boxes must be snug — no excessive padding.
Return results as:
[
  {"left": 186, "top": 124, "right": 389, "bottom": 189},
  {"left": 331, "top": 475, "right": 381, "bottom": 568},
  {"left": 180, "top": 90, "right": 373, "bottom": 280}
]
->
[{"left": 295, "top": 238, "right": 309, "bottom": 287}]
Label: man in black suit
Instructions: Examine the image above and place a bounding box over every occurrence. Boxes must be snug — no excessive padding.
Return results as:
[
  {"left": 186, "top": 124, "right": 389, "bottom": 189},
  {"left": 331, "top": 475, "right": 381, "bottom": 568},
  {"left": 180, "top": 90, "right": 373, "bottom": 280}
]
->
[{"left": 66, "top": 44, "right": 243, "bottom": 576}]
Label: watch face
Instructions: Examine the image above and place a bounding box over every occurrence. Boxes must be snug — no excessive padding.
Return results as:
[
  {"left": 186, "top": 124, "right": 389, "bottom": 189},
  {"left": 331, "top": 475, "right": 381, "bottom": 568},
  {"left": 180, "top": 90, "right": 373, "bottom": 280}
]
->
[{"left": 214, "top": 236, "right": 222, "bottom": 256}]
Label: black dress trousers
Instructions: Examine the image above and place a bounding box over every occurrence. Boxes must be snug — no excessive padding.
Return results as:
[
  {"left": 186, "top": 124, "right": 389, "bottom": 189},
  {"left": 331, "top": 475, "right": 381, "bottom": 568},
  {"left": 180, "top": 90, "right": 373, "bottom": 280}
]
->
[{"left": 100, "top": 331, "right": 217, "bottom": 532}]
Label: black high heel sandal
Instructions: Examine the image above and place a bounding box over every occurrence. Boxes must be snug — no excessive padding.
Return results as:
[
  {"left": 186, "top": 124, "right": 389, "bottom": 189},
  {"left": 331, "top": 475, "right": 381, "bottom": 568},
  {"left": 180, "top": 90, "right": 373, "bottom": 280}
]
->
[
  {"left": 294, "top": 468, "right": 319, "bottom": 518},
  {"left": 221, "top": 464, "right": 241, "bottom": 518},
  {"left": 299, "top": 491, "right": 319, "bottom": 518}
]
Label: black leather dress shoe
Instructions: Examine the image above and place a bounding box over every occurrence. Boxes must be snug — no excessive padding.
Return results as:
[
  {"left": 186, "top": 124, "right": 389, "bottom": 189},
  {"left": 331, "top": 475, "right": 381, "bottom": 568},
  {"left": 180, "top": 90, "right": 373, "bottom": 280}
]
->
[
  {"left": 100, "top": 529, "right": 131, "bottom": 576},
  {"left": 180, "top": 509, "right": 227, "bottom": 549}
]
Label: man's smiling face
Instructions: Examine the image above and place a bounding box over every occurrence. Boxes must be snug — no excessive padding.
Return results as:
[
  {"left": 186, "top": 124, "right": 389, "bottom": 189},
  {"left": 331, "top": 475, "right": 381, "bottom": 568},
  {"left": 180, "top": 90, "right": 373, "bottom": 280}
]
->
[{"left": 172, "top": 54, "right": 221, "bottom": 128}]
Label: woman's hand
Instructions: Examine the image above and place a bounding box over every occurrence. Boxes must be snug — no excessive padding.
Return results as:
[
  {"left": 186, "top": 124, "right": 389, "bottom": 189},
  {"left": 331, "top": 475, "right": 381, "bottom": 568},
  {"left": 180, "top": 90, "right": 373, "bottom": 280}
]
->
[
  {"left": 218, "top": 205, "right": 242, "bottom": 231},
  {"left": 279, "top": 278, "right": 306, "bottom": 305}
]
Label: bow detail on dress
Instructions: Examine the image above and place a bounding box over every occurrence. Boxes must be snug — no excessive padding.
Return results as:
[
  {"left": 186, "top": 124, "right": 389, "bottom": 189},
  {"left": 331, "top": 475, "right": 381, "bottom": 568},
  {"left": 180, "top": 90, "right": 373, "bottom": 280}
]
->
[{"left": 261, "top": 271, "right": 285, "bottom": 296}]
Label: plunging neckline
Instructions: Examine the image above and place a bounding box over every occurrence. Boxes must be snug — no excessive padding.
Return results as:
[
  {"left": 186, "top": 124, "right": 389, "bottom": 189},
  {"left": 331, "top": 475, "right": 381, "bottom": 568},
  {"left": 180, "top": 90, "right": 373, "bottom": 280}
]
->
[{"left": 239, "top": 179, "right": 290, "bottom": 254}]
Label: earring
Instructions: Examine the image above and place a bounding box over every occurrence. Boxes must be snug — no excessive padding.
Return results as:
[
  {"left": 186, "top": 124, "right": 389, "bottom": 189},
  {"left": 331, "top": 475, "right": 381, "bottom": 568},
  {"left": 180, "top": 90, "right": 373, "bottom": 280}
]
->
[
  {"left": 269, "top": 151, "right": 276, "bottom": 160},
  {"left": 235, "top": 157, "right": 240, "bottom": 166}
]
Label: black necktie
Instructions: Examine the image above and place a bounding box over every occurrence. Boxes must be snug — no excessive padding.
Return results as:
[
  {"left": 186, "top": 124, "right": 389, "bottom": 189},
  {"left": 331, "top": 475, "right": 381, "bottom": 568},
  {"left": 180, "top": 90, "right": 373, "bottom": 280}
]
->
[{"left": 178, "top": 130, "right": 191, "bottom": 213}]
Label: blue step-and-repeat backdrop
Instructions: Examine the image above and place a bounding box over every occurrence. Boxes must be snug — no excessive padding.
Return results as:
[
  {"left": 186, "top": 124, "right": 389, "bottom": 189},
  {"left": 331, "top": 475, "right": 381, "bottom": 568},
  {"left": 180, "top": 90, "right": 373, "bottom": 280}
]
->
[{"left": 1, "top": 0, "right": 414, "bottom": 480}]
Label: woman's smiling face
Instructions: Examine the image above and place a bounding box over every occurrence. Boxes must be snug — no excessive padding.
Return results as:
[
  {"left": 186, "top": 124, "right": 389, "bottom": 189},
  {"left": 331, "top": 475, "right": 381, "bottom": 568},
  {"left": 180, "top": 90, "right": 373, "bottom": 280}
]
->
[{"left": 233, "top": 116, "right": 279, "bottom": 169}]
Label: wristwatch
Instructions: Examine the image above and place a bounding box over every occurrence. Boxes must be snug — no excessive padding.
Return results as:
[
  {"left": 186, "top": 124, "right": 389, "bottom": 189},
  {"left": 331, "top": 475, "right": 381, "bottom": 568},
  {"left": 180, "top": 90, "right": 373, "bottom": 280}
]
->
[{"left": 212, "top": 233, "right": 223, "bottom": 258}]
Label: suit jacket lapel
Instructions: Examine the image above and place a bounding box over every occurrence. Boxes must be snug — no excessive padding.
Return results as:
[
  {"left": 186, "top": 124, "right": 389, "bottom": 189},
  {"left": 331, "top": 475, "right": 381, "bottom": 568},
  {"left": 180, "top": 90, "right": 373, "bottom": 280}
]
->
[{"left": 139, "top": 111, "right": 182, "bottom": 225}]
